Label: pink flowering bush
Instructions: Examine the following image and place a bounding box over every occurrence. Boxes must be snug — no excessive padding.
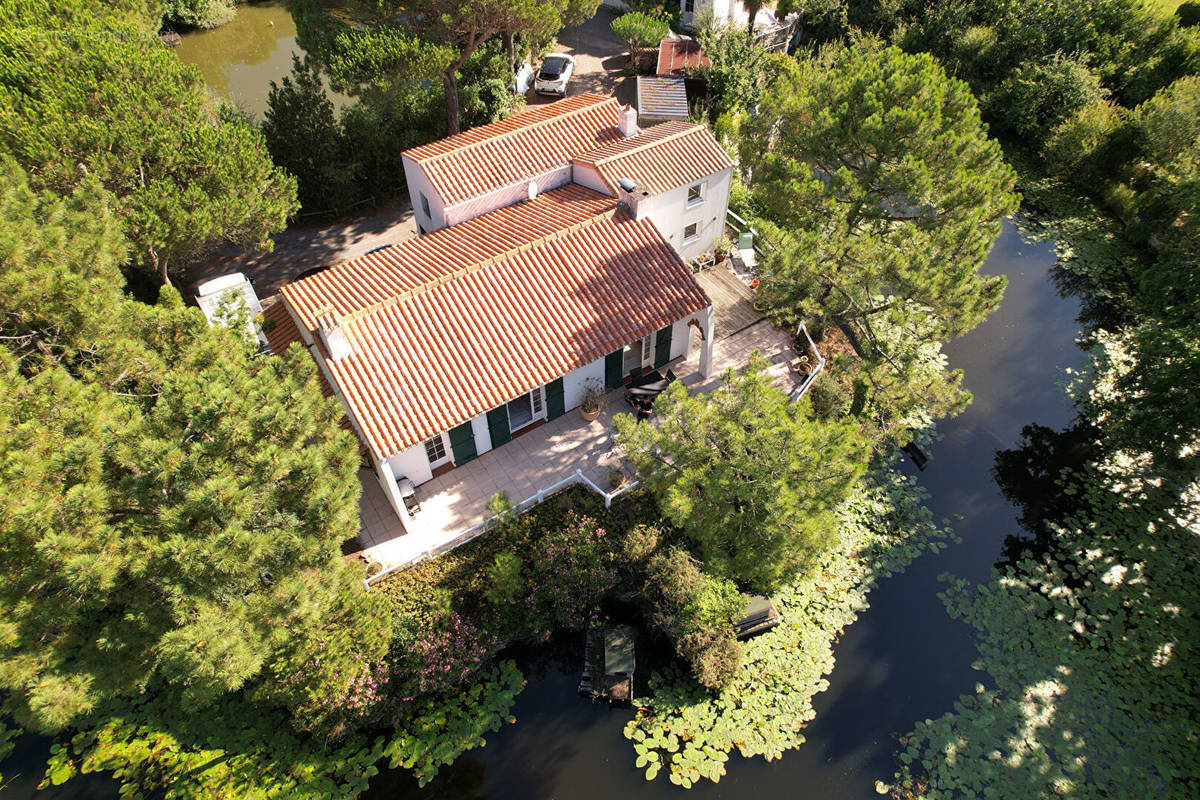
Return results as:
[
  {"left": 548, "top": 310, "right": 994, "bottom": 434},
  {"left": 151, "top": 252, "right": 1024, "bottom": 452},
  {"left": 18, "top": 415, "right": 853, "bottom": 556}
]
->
[
  {"left": 526, "top": 510, "right": 619, "bottom": 633},
  {"left": 400, "top": 611, "right": 498, "bottom": 698}
]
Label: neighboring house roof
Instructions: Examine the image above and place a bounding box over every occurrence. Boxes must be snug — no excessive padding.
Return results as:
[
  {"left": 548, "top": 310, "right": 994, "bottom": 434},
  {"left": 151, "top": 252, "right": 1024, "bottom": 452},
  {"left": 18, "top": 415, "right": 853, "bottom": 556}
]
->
[
  {"left": 637, "top": 76, "right": 689, "bottom": 121},
  {"left": 657, "top": 37, "right": 709, "bottom": 77},
  {"left": 280, "top": 185, "right": 711, "bottom": 460},
  {"left": 573, "top": 120, "right": 734, "bottom": 195},
  {"left": 402, "top": 93, "right": 624, "bottom": 207}
]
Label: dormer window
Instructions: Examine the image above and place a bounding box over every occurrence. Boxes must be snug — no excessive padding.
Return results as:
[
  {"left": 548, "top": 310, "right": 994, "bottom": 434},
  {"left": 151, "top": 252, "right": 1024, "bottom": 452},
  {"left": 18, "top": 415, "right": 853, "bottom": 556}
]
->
[{"left": 687, "top": 182, "right": 704, "bottom": 206}]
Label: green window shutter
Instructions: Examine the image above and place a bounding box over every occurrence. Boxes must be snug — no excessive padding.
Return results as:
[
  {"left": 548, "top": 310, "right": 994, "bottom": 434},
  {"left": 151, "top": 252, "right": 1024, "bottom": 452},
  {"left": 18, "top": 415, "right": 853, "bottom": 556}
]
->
[
  {"left": 654, "top": 324, "right": 673, "bottom": 368},
  {"left": 447, "top": 422, "right": 476, "bottom": 465},
  {"left": 604, "top": 349, "right": 623, "bottom": 389},
  {"left": 544, "top": 378, "right": 565, "bottom": 420},
  {"left": 486, "top": 405, "right": 511, "bottom": 447}
]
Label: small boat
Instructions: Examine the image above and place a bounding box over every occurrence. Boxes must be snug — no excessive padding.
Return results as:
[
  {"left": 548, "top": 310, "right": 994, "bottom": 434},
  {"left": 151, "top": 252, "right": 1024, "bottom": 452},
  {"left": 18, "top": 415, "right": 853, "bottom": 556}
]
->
[
  {"left": 734, "top": 595, "right": 781, "bottom": 639},
  {"left": 579, "top": 625, "right": 636, "bottom": 705}
]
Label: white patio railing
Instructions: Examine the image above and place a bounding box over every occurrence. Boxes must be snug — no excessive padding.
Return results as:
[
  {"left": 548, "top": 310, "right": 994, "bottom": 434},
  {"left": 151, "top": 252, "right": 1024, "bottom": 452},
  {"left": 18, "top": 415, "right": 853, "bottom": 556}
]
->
[{"left": 363, "top": 468, "right": 640, "bottom": 589}]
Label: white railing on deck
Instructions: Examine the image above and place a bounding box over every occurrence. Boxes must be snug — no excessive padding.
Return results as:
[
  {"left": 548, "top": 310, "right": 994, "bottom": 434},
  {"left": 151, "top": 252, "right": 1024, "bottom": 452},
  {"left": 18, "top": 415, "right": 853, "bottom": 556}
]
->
[
  {"left": 363, "top": 468, "right": 640, "bottom": 589},
  {"left": 790, "top": 322, "right": 826, "bottom": 401}
]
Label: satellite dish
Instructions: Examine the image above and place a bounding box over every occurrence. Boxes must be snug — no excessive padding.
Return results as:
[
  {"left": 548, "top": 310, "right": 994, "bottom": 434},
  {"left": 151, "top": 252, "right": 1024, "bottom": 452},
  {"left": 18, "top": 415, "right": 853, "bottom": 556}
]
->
[{"left": 618, "top": 177, "right": 636, "bottom": 192}]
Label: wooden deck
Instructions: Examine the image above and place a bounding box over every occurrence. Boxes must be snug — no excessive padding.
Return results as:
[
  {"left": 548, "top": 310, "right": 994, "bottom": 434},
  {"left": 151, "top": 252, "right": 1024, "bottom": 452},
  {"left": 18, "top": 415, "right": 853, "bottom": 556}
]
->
[{"left": 694, "top": 262, "right": 764, "bottom": 340}]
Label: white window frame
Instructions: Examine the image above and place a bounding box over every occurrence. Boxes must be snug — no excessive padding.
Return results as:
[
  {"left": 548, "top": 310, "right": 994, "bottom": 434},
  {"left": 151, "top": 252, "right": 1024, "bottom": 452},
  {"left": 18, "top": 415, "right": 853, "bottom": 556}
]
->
[
  {"left": 424, "top": 433, "right": 449, "bottom": 467},
  {"left": 686, "top": 182, "right": 704, "bottom": 207},
  {"left": 683, "top": 222, "right": 699, "bottom": 242}
]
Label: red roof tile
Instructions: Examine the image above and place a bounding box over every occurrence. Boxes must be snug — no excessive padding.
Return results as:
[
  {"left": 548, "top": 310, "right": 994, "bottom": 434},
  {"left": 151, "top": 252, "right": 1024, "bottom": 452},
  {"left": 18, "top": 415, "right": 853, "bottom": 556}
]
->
[
  {"left": 403, "top": 94, "right": 624, "bottom": 207},
  {"left": 573, "top": 121, "right": 734, "bottom": 195},
  {"left": 281, "top": 184, "right": 617, "bottom": 332},
  {"left": 280, "top": 187, "right": 711, "bottom": 460},
  {"left": 657, "top": 38, "right": 709, "bottom": 77}
]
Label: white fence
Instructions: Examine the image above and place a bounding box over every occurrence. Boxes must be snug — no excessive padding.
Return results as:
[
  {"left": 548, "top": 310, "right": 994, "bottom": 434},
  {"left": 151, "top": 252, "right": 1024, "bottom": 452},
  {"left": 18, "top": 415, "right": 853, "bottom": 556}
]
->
[{"left": 363, "top": 469, "right": 640, "bottom": 589}]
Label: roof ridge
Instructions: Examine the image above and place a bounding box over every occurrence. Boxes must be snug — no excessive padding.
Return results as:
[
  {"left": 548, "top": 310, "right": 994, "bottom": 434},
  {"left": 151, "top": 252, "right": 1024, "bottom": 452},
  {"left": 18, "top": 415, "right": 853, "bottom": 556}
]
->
[
  {"left": 341, "top": 201, "right": 621, "bottom": 328},
  {"left": 575, "top": 122, "right": 702, "bottom": 166},
  {"left": 414, "top": 94, "right": 616, "bottom": 165}
]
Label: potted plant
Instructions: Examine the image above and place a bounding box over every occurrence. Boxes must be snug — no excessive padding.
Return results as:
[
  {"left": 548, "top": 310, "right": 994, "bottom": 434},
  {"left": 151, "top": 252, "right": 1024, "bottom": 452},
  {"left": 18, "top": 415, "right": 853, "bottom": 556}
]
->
[
  {"left": 609, "top": 468, "right": 626, "bottom": 488},
  {"left": 579, "top": 377, "right": 604, "bottom": 422},
  {"left": 713, "top": 235, "right": 735, "bottom": 262}
]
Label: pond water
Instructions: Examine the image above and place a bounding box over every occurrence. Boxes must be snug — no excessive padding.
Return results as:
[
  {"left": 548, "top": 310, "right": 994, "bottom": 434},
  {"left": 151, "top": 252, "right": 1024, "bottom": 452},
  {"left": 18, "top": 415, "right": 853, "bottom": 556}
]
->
[
  {"left": 0, "top": 176, "right": 1085, "bottom": 797},
  {"left": 174, "top": 1, "right": 347, "bottom": 119}
]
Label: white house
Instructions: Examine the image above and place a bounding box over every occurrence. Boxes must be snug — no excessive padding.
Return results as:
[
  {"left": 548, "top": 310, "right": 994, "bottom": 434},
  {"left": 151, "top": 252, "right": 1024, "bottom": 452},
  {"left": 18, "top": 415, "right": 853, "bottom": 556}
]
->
[{"left": 273, "top": 93, "right": 733, "bottom": 533}]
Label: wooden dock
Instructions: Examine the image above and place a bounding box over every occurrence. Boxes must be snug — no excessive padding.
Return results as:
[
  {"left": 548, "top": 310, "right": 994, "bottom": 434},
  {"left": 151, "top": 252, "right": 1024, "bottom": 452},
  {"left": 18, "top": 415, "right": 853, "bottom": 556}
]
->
[{"left": 694, "top": 263, "right": 764, "bottom": 340}]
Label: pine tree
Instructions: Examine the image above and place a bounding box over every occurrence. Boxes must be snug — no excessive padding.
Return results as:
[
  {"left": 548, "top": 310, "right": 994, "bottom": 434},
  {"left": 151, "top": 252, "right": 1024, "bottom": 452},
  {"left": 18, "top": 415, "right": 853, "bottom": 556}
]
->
[
  {"left": 0, "top": 0, "right": 297, "bottom": 284},
  {"left": 0, "top": 159, "right": 386, "bottom": 737},
  {"left": 613, "top": 355, "right": 871, "bottom": 592}
]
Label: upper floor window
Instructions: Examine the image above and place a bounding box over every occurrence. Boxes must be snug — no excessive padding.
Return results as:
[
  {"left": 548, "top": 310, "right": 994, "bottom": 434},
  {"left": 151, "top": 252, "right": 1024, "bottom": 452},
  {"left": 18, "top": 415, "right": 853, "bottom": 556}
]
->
[
  {"left": 687, "top": 182, "right": 704, "bottom": 206},
  {"left": 683, "top": 222, "right": 699, "bottom": 242},
  {"left": 682, "top": 0, "right": 695, "bottom": 12},
  {"left": 420, "top": 192, "right": 431, "bottom": 219}
]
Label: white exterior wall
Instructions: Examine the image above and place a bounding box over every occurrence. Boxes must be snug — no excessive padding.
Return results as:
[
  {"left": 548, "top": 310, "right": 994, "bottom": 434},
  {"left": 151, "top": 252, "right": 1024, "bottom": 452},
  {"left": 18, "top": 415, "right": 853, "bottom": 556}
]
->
[
  {"left": 570, "top": 163, "right": 615, "bottom": 197},
  {"left": 670, "top": 316, "right": 695, "bottom": 361},
  {"left": 563, "top": 355, "right": 607, "bottom": 410},
  {"left": 402, "top": 157, "right": 447, "bottom": 233},
  {"left": 443, "top": 167, "right": 573, "bottom": 227},
  {"left": 640, "top": 166, "right": 733, "bottom": 262},
  {"left": 680, "top": 0, "right": 749, "bottom": 28},
  {"left": 387, "top": 442, "right": 433, "bottom": 487}
]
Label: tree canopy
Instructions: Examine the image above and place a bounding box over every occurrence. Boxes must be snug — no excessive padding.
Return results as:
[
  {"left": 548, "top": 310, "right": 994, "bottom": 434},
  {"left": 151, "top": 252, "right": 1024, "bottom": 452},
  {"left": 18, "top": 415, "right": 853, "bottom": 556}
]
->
[
  {"left": 0, "top": 1, "right": 297, "bottom": 284},
  {"left": 614, "top": 355, "right": 870, "bottom": 593},
  {"left": 297, "top": 0, "right": 600, "bottom": 135},
  {"left": 0, "top": 158, "right": 386, "bottom": 738}
]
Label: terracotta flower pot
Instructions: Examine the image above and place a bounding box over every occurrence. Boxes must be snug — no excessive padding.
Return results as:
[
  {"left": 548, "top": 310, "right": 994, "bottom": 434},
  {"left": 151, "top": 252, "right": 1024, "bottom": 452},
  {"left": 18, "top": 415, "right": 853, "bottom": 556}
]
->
[{"left": 581, "top": 406, "right": 601, "bottom": 422}]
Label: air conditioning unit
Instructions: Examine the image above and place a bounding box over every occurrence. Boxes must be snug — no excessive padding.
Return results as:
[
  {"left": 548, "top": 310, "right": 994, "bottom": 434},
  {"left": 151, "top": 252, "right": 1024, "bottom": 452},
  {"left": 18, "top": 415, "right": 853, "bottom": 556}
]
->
[{"left": 195, "top": 273, "right": 267, "bottom": 348}]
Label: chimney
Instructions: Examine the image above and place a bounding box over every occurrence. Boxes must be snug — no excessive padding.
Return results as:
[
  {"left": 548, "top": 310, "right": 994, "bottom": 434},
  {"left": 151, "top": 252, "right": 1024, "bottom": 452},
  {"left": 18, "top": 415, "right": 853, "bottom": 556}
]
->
[
  {"left": 316, "top": 310, "right": 353, "bottom": 361},
  {"left": 618, "top": 104, "right": 638, "bottom": 139},
  {"left": 617, "top": 176, "right": 651, "bottom": 221}
]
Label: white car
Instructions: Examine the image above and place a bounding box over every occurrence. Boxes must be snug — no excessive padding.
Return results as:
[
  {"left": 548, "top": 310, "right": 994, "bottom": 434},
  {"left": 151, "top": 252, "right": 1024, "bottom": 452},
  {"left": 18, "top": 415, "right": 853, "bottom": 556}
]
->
[{"left": 533, "top": 53, "right": 575, "bottom": 96}]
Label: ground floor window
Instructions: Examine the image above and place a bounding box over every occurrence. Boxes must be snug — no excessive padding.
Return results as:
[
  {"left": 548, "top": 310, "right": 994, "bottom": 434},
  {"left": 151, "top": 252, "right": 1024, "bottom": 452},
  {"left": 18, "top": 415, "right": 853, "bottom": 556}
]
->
[
  {"left": 683, "top": 222, "right": 699, "bottom": 242},
  {"left": 424, "top": 434, "right": 448, "bottom": 465},
  {"left": 507, "top": 388, "right": 544, "bottom": 431}
]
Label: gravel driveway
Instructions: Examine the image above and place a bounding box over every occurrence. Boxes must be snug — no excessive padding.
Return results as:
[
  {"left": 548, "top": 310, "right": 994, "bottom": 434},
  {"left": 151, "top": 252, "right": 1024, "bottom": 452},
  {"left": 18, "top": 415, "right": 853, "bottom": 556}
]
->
[{"left": 526, "top": 6, "right": 636, "bottom": 107}]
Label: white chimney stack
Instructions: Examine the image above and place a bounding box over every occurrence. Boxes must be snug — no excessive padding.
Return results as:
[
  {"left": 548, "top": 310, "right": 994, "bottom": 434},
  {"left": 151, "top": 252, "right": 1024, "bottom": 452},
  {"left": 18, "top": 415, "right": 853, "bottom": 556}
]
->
[
  {"left": 316, "top": 310, "right": 353, "bottom": 361},
  {"left": 618, "top": 104, "right": 638, "bottom": 139}
]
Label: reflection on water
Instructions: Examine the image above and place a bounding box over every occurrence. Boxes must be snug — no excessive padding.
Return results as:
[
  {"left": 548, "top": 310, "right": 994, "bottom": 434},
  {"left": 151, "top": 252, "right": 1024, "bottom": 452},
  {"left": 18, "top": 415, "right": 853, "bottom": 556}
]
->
[{"left": 175, "top": 1, "right": 346, "bottom": 119}]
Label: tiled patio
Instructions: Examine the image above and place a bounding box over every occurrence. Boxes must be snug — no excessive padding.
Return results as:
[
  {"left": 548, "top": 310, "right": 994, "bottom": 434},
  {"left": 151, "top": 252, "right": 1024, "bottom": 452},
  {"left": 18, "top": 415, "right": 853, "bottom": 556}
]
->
[{"left": 350, "top": 317, "right": 807, "bottom": 571}]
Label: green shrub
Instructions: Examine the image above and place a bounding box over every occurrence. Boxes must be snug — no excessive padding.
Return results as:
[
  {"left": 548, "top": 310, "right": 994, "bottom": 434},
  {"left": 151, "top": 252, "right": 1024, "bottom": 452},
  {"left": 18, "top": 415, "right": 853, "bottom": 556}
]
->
[
  {"left": 485, "top": 551, "right": 524, "bottom": 605},
  {"left": 1043, "top": 100, "right": 1126, "bottom": 184},
  {"left": 644, "top": 548, "right": 743, "bottom": 690}
]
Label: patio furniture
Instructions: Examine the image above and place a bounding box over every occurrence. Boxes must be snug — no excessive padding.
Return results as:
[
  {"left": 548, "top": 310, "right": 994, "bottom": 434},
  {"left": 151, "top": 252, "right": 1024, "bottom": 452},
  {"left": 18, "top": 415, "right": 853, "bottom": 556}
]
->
[
  {"left": 691, "top": 251, "right": 715, "bottom": 273},
  {"left": 396, "top": 476, "right": 421, "bottom": 516},
  {"left": 735, "top": 231, "right": 757, "bottom": 270}
]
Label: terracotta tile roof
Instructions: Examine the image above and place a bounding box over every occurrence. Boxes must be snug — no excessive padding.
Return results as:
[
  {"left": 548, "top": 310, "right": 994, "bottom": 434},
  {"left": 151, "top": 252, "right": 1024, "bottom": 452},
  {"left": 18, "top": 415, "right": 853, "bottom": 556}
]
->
[
  {"left": 402, "top": 94, "right": 624, "bottom": 207},
  {"left": 261, "top": 297, "right": 303, "bottom": 356},
  {"left": 281, "top": 184, "right": 617, "bottom": 332},
  {"left": 573, "top": 121, "right": 734, "bottom": 195},
  {"left": 657, "top": 37, "right": 709, "bottom": 77},
  {"left": 260, "top": 296, "right": 360, "bottom": 442},
  {"left": 637, "top": 75, "right": 689, "bottom": 120},
  {"left": 280, "top": 187, "right": 711, "bottom": 460}
]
